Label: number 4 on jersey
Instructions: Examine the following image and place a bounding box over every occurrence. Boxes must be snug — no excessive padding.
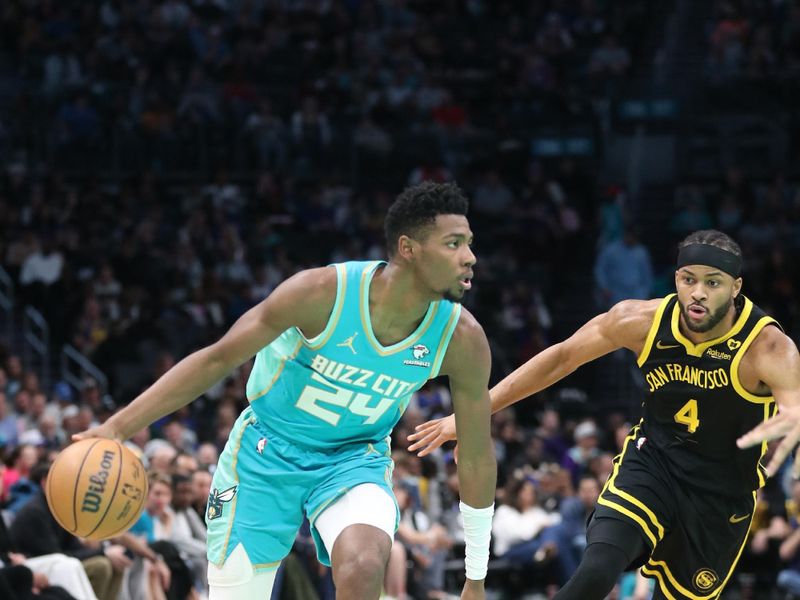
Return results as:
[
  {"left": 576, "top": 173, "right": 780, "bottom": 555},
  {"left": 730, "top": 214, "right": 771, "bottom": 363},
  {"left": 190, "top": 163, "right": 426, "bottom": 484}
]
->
[{"left": 674, "top": 399, "right": 700, "bottom": 433}]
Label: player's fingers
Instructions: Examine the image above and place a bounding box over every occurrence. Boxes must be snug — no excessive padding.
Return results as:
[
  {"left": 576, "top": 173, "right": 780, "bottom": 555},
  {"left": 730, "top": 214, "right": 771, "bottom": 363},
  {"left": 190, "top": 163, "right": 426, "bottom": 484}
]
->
[
  {"left": 408, "top": 429, "right": 441, "bottom": 453},
  {"left": 765, "top": 427, "right": 800, "bottom": 477},
  {"left": 417, "top": 434, "right": 448, "bottom": 457},
  {"left": 407, "top": 429, "right": 430, "bottom": 442},
  {"left": 414, "top": 418, "right": 442, "bottom": 432},
  {"left": 737, "top": 416, "right": 791, "bottom": 448}
]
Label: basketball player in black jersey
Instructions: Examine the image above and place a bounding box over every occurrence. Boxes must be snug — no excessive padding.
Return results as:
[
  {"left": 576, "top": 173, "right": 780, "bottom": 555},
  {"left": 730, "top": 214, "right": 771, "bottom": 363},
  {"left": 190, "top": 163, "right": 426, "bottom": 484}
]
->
[{"left": 409, "top": 229, "right": 800, "bottom": 599}]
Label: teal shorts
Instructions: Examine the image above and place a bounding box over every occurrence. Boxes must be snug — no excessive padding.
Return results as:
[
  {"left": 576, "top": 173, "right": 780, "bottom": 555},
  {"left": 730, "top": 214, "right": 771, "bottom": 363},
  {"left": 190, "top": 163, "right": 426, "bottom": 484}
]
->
[{"left": 205, "top": 407, "right": 398, "bottom": 571}]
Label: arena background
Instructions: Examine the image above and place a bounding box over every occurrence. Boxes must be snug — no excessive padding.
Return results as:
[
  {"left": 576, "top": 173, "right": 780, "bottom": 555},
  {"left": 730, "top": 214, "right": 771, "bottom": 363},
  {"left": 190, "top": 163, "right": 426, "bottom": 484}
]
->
[{"left": 0, "top": 1, "right": 799, "bottom": 598}]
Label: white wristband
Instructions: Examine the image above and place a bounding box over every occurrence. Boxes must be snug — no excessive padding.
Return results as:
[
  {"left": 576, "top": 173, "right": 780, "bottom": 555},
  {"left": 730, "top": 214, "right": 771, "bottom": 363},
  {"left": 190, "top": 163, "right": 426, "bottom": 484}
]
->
[{"left": 460, "top": 501, "right": 494, "bottom": 581}]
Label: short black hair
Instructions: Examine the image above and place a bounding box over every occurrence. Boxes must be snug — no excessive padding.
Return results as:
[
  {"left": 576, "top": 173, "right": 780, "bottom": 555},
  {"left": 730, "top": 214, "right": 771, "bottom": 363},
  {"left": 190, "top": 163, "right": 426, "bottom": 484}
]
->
[
  {"left": 678, "top": 229, "right": 742, "bottom": 259},
  {"left": 384, "top": 181, "right": 468, "bottom": 256}
]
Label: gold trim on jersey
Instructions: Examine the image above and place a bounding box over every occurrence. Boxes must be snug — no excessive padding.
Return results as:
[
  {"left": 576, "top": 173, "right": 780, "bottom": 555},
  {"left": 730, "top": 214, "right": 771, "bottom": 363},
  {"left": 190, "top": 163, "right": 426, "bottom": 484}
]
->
[
  {"left": 215, "top": 415, "right": 256, "bottom": 566},
  {"left": 730, "top": 316, "right": 778, "bottom": 404},
  {"left": 430, "top": 304, "right": 462, "bottom": 378},
  {"left": 303, "top": 263, "right": 348, "bottom": 349},
  {"left": 359, "top": 264, "right": 439, "bottom": 355},
  {"left": 597, "top": 423, "right": 665, "bottom": 548},
  {"left": 637, "top": 295, "right": 676, "bottom": 367},
  {"left": 246, "top": 338, "right": 304, "bottom": 401},
  {"left": 670, "top": 297, "right": 753, "bottom": 357},
  {"left": 641, "top": 491, "right": 756, "bottom": 600},
  {"left": 727, "top": 314, "right": 779, "bottom": 486}
]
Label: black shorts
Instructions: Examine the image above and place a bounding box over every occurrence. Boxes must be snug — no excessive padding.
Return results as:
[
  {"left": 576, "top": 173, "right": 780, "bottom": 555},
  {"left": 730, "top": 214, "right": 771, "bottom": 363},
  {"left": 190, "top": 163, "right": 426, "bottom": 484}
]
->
[{"left": 593, "top": 423, "right": 756, "bottom": 599}]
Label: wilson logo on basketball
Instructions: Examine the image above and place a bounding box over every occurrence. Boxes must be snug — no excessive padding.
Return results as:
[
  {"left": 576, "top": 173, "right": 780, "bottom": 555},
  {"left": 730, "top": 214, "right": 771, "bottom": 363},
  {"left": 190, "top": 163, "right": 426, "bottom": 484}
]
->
[{"left": 81, "top": 450, "right": 115, "bottom": 513}]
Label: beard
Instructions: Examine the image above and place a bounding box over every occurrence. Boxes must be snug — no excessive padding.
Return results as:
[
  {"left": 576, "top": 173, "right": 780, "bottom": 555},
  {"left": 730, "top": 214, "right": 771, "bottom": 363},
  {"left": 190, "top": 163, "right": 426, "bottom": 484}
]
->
[
  {"left": 678, "top": 296, "right": 734, "bottom": 333},
  {"left": 443, "top": 289, "right": 464, "bottom": 303}
]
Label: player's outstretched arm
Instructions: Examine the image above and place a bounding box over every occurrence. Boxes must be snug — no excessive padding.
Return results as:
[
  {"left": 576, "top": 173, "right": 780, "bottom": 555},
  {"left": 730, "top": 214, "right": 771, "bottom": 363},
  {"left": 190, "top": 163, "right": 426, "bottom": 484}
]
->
[
  {"left": 439, "top": 309, "right": 496, "bottom": 598},
  {"left": 74, "top": 267, "right": 337, "bottom": 442},
  {"left": 408, "top": 299, "right": 652, "bottom": 456},
  {"left": 737, "top": 327, "right": 800, "bottom": 477}
]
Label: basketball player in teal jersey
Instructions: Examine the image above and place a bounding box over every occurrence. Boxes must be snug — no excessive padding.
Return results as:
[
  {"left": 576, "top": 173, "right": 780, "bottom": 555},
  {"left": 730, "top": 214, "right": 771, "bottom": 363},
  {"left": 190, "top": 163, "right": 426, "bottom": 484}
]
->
[
  {"left": 411, "top": 229, "right": 800, "bottom": 599},
  {"left": 74, "top": 181, "right": 497, "bottom": 600}
]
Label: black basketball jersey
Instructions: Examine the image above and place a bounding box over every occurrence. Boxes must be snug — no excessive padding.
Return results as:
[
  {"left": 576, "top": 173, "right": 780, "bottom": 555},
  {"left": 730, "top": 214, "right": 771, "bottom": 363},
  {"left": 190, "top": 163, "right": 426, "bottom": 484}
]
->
[{"left": 635, "top": 294, "right": 780, "bottom": 496}]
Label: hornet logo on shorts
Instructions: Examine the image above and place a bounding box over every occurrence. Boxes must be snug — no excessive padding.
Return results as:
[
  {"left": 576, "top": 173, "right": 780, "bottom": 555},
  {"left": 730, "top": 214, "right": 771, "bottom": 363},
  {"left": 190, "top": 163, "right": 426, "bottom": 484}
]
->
[
  {"left": 404, "top": 344, "right": 431, "bottom": 368},
  {"left": 207, "top": 486, "right": 237, "bottom": 521}
]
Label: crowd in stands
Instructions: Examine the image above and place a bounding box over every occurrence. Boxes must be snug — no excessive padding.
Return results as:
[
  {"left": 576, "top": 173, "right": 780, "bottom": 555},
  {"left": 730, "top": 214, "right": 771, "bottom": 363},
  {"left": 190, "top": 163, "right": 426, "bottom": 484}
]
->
[
  {"left": 0, "top": 1, "right": 799, "bottom": 599},
  {"left": 706, "top": 0, "right": 800, "bottom": 81}
]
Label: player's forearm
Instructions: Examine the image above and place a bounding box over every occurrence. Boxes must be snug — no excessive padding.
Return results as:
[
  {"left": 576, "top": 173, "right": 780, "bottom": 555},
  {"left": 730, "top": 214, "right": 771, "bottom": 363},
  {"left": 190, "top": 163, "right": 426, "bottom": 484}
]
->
[
  {"left": 490, "top": 343, "right": 571, "bottom": 414},
  {"left": 779, "top": 528, "right": 800, "bottom": 561},
  {"left": 457, "top": 453, "right": 497, "bottom": 508},
  {"left": 106, "top": 346, "right": 233, "bottom": 439}
]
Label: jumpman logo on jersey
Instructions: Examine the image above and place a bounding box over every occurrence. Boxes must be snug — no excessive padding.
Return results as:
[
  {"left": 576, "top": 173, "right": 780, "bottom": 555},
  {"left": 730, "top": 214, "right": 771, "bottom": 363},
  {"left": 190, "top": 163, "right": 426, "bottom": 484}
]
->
[{"left": 337, "top": 332, "right": 358, "bottom": 354}]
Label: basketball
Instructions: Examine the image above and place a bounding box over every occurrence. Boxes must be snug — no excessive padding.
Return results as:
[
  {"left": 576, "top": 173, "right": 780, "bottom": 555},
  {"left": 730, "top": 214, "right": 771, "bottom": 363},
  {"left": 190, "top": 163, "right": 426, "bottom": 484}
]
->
[{"left": 45, "top": 438, "right": 148, "bottom": 541}]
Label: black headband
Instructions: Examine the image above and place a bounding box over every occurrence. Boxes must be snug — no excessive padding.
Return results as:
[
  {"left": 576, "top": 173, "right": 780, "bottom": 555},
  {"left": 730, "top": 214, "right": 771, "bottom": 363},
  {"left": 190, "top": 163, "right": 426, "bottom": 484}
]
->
[{"left": 676, "top": 243, "right": 742, "bottom": 278}]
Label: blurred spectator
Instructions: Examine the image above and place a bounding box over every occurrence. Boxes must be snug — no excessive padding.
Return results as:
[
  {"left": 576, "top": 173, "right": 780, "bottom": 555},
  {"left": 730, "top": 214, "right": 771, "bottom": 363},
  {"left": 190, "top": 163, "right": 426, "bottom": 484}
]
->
[
  {"left": 169, "top": 474, "right": 207, "bottom": 596},
  {"left": 593, "top": 228, "right": 653, "bottom": 308},
  {"left": 9, "top": 464, "right": 129, "bottom": 600},
  {"left": 491, "top": 476, "right": 561, "bottom": 568},
  {"left": 1, "top": 444, "right": 37, "bottom": 504},
  {"left": 0, "top": 392, "right": 19, "bottom": 448},
  {"left": 190, "top": 469, "right": 213, "bottom": 518},
  {"left": 394, "top": 480, "right": 453, "bottom": 600},
  {"left": 588, "top": 35, "right": 631, "bottom": 79}
]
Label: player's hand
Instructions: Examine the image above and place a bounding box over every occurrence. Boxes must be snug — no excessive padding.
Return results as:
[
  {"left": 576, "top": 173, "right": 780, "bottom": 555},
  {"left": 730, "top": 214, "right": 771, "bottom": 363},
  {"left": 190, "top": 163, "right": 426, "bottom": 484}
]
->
[
  {"left": 407, "top": 414, "right": 456, "bottom": 456},
  {"left": 460, "top": 578, "right": 485, "bottom": 600},
  {"left": 32, "top": 572, "right": 49, "bottom": 593},
  {"left": 104, "top": 544, "right": 133, "bottom": 571},
  {"left": 738, "top": 403, "right": 800, "bottom": 478},
  {"left": 154, "top": 558, "right": 171, "bottom": 590},
  {"left": 72, "top": 422, "right": 123, "bottom": 443}
]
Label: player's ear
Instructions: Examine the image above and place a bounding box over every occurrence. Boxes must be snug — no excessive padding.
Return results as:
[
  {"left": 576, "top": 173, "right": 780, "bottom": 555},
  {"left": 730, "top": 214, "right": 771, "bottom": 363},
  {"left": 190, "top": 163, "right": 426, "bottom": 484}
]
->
[
  {"left": 397, "top": 235, "right": 415, "bottom": 261},
  {"left": 732, "top": 277, "right": 742, "bottom": 297}
]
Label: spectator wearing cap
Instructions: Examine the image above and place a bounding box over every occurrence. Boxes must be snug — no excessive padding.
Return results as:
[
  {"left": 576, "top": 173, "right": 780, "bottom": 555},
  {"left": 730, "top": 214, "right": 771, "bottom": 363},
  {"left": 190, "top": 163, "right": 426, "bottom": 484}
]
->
[
  {"left": 47, "top": 382, "right": 75, "bottom": 425},
  {"left": 565, "top": 420, "right": 601, "bottom": 481}
]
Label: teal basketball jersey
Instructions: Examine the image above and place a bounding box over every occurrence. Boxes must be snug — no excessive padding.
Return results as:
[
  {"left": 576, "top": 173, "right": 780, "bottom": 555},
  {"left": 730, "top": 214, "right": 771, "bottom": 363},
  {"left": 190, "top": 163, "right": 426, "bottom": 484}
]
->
[{"left": 245, "top": 260, "right": 462, "bottom": 450}]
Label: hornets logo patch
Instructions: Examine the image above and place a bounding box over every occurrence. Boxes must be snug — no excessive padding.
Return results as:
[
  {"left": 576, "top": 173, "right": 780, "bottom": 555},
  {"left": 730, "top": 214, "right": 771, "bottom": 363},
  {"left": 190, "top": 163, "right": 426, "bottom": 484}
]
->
[
  {"left": 404, "top": 344, "right": 431, "bottom": 368},
  {"left": 206, "top": 486, "right": 237, "bottom": 521}
]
